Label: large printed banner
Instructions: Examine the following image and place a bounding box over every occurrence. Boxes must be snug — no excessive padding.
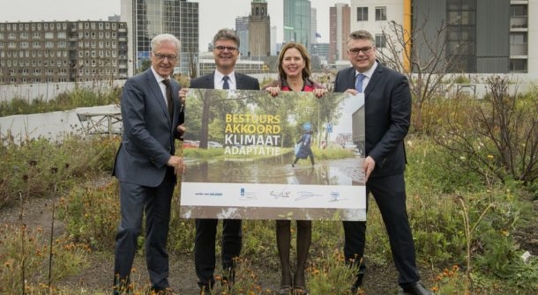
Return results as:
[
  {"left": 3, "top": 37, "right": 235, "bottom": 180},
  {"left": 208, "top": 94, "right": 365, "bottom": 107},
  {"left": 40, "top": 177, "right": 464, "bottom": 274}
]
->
[{"left": 180, "top": 89, "right": 366, "bottom": 221}]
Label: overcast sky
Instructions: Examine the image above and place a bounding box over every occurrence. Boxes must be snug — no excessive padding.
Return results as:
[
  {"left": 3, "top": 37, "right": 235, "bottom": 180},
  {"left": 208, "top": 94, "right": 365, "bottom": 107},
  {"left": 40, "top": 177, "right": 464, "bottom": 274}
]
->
[{"left": 0, "top": 0, "right": 349, "bottom": 51}]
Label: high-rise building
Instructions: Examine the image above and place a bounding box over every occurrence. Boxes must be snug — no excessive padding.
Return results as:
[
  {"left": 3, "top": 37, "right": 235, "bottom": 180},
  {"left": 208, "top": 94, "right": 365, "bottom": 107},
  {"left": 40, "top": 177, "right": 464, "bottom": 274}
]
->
[
  {"left": 349, "top": 0, "right": 536, "bottom": 75},
  {"left": 0, "top": 20, "right": 128, "bottom": 85},
  {"left": 310, "top": 7, "right": 318, "bottom": 51},
  {"left": 316, "top": 43, "right": 330, "bottom": 60},
  {"left": 109, "top": 15, "right": 121, "bottom": 22},
  {"left": 121, "top": 0, "right": 199, "bottom": 76},
  {"left": 271, "top": 25, "right": 278, "bottom": 56},
  {"left": 413, "top": 0, "right": 510, "bottom": 73},
  {"left": 283, "top": 0, "right": 312, "bottom": 48},
  {"left": 236, "top": 16, "right": 250, "bottom": 57},
  {"left": 329, "top": 3, "right": 351, "bottom": 63},
  {"left": 248, "top": 0, "right": 271, "bottom": 58}
]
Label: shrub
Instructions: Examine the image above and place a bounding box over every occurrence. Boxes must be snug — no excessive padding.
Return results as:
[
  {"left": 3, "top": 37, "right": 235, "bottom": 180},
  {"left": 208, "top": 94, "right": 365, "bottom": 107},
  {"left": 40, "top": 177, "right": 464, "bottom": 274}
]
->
[
  {"left": 0, "top": 135, "right": 120, "bottom": 208},
  {"left": 58, "top": 181, "right": 119, "bottom": 250},
  {"left": 433, "top": 76, "right": 538, "bottom": 185},
  {"left": 0, "top": 224, "right": 89, "bottom": 294},
  {"left": 0, "top": 86, "right": 121, "bottom": 117}
]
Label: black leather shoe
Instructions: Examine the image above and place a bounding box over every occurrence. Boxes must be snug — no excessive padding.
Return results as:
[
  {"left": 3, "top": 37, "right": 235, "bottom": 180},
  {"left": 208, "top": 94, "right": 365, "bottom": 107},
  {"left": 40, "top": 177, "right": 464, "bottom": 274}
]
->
[
  {"left": 150, "top": 286, "right": 177, "bottom": 295},
  {"left": 155, "top": 288, "right": 176, "bottom": 295},
  {"left": 350, "top": 272, "right": 364, "bottom": 294},
  {"left": 224, "top": 266, "right": 236, "bottom": 284},
  {"left": 401, "top": 282, "right": 433, "bottom": 295}
]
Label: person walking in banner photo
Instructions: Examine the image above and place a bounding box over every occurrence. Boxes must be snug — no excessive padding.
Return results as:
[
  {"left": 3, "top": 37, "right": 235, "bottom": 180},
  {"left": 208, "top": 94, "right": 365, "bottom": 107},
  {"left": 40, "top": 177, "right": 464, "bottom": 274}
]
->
[
  {"left": 333, "top": 30, "right": 433, "bottom": 295},
  {"left": 263, "top": 41, "right": 326, "bottom": 295},
  {"left": 292, "top": 122, "right": 315, "bottom": 167},
  {"left": 112, "top": 33, "right": 185, "bottom": 295},
  {"left": 187, "top": 28, "right": 260, "bottom": 295}
]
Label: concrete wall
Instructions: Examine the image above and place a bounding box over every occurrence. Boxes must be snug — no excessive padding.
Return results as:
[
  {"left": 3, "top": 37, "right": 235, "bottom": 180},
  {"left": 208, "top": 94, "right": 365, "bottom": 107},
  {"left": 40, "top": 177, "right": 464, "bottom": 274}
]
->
[{"left": 0, "top": 80, "right": 125, "bottom": 103}]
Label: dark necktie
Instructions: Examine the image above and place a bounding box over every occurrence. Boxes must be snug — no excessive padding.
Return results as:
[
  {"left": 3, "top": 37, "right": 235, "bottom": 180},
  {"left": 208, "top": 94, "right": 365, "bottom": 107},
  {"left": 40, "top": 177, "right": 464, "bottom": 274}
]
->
[
  {"left": 356, "top": 73, "right": 365, "bottom": 93},
  {"left": 222, "top": 76, "right": 230, "bottom": 89},
  {"left": 162, "top": 79, "right": 174, "bottom": 118}
]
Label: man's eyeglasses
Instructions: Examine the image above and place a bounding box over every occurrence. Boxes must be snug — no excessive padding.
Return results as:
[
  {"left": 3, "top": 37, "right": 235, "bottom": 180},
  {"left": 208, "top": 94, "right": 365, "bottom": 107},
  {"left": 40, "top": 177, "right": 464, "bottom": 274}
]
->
[
  {"left": 153, "top": 52, "right": 178, "bottom": 61},
  {"left": 215, "top": 46, "right": 238, "bottom": 52},
  {"left": 348, "top": 46, "right": 373, "bottom": 54}
]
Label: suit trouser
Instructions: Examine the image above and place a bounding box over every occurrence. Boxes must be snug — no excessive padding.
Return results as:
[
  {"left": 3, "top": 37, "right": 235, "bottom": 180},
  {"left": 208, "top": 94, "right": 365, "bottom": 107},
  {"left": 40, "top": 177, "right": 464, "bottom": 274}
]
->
[
  {"left": 194, "top": 218, "right": 242, "bottom": 286},
  {"left": 343, "top": 173, "right": 420, "bottom": 286},
  {"left": 114, "top": 171, "right": 175, "bottom": 290}
]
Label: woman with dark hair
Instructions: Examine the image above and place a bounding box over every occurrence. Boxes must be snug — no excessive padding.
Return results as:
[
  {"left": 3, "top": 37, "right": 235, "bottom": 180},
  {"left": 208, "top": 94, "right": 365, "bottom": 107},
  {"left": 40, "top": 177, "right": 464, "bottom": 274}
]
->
[{"left": 264, "top": 42, "right": 326, "bottom": 295}]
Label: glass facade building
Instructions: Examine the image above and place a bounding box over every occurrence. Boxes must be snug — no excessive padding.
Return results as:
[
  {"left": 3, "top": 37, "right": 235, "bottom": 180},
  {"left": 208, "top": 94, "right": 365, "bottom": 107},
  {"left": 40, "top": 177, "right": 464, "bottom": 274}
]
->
[
  {"left": 283, "top": 0, "right": 312, "bottom": 48},
  {"left": 122, "top": 0, "right": 199, "bottom": 76}
]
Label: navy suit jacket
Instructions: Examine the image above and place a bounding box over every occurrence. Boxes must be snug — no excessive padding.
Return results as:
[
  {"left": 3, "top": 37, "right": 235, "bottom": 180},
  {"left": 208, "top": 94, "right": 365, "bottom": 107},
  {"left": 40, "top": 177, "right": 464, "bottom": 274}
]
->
[
  {"left": 334, "top": 63, "right": 411, "bottom": 177},
  {"left": 190, "top": 71, "right": 260, "bottom": 90},
  {"left": 113, "top": 69, "right": 183, "bottom": 187}
]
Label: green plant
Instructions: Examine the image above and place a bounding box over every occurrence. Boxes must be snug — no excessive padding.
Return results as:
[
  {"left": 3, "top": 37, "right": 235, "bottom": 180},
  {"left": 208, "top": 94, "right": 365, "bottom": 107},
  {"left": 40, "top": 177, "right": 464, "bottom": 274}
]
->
[
  {"left": 453, "top": 75, "right": 471, "bottom": 84},
  {"left": 0, "top": 86, "right": 121, "bottom": 117},
  {"left": 434, "top": 76, "right": 538, "bottom": 185},
  {"left": 58, "top": 182, "right": 120, "bottom": 250},
  {"left": 0, "top": 224, "right": 89, "bottom": 294},
  {"left": 0, "top": 135, "right": 119, "bottom": 208},
  {"left": 306, "top": 249, "right": 358, "bottom": 294},
  {"left": 2, "top": 85, "right": 538, "bottom": 294},
  {"left": 431, "top": 265, "right": 469, "bottom": 295}
]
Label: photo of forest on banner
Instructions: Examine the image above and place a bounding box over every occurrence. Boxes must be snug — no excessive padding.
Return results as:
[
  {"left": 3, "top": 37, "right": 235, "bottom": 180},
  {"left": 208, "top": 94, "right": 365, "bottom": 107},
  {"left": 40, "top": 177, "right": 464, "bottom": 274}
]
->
[{"left": 180, "top": 89, "right": 366, "bottom": 221}]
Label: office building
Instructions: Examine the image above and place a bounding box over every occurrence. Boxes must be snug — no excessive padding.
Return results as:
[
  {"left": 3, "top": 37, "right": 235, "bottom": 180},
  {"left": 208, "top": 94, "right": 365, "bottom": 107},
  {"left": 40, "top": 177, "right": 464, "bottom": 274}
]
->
[
  {"left": 349, "top": 0, "right": 536, "bottom": 75},
  {"left": 310, "top": 7, "right": 318, "bottom": 51},
  {"left": 284, "top": 0, "right": 312, "bottom": 48},
  {"left": 329, "top": 3, "right": 351, "bottom": 63},
  {"left": 121, "top": 0, "right": 199, "bottom": 76},
  {"left": 271, "top": 25, "right": 278, "bottom": 56},
  {"left": 413, "top": 0, "right": 510, "bottom": 73},
  {"left": 0, "top": 20, "right": 128, "bottom": 85},
  {"left": 236, "top": 16, "right": 250, "bottom": 57}
]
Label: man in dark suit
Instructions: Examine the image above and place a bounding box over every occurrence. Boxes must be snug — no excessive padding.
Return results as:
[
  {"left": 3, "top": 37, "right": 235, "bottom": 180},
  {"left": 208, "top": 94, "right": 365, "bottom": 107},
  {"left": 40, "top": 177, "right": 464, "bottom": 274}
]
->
[
  {"left": 188, "top": 28, "right": 260, "bottom": 294},
  {"left": 112, "top": 33, "right": 185, "bottom": 295},
  {"left": 334, "top": 30, "right": 432, "bottom": 295}
]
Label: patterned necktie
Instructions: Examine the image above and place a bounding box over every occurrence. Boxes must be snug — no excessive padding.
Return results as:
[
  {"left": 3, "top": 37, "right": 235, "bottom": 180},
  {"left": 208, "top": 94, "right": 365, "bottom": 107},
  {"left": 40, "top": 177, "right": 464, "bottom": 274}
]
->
[
  {"left": 222, "top": 76, "right": 230, "bottom": 89},
  {"left": 162, "top": 79, "right": 174, "bottom": 118},
  {"left": 355, "top": 73, "right": 365, "bottom": 93}
]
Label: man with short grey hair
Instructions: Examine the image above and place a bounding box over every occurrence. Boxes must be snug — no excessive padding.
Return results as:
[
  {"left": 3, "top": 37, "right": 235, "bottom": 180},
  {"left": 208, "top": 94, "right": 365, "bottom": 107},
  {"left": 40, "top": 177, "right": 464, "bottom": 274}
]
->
[{"left": 112, "top": 33, "right": 184, "bottom": 295}]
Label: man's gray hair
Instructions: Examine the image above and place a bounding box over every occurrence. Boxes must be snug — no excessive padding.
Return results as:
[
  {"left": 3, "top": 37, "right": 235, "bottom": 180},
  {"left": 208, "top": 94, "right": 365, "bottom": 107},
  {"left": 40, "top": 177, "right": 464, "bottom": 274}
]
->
[
  {"left": 151, "top": 33, "right": 181, "bottom": 55},
  {"left": 212, "top": 28, "right": 240, "bottom": 47}
]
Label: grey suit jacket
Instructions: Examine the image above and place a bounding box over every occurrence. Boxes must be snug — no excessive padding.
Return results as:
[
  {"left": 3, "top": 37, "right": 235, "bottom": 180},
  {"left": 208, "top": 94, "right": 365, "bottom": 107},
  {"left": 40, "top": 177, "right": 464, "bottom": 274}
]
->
[
  {"left": 334, "top": 63, "right": 411, "bottom": 177},
  {"left": 113, "top": 69, "right": 183, "bottom": 187},
  {"left": 190, "top": 71, "right": 260, "bottom": 90}
]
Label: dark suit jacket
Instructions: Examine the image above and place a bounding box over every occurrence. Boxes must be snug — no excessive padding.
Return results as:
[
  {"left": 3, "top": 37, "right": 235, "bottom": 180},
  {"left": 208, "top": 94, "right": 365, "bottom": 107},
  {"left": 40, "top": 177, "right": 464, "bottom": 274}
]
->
[
  {"left": 190, "top": 71, "right": 260, "bottom": 90},
  {"left": 113, "top": 69, "right": 183, "bottom": 187},
  {"left": 334, "top": 63, "right": 411, "bottom": 177}
]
